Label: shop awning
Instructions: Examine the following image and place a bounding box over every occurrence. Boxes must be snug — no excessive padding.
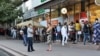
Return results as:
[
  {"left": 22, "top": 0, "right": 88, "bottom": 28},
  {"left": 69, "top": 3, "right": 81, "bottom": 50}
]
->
[{"left": 17, "top": 20, "right": 42, "bottom": 27}]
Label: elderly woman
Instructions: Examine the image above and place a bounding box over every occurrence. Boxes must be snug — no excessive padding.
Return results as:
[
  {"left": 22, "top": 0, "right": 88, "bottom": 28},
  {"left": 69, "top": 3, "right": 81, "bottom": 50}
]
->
[{"left": 93, "top": 18, "right": 100, "bottom": 50}]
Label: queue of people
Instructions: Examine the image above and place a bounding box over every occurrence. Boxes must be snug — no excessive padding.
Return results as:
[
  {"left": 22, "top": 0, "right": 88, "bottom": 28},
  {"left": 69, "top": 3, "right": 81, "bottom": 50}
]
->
[{"left": 1, "top": 18, "right": 100, "bottom": 52}]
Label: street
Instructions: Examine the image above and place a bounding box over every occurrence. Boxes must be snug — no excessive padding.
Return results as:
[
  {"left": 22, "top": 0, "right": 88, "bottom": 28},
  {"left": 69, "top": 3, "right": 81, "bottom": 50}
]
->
[{"left": 0, "top": 39, "right": 100, "bottom": 56}]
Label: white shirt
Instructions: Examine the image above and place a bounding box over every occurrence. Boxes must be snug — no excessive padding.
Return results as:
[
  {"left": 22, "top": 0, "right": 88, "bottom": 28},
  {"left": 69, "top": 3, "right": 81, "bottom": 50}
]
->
[
  {"left": 56, "top": 25, "right": 61, "bottom": 32},
  {"left": 27, "top": 27, "right": 33, "bottom": 37},
  {"left": 61, "top": 26, "right": 68, "bottom": 36},
  {"left": 68, "top": 25, "right": 72, "bottom": 31},
  {"left": 68, "top": 25, "right": 74, "bottom": 31},
  {"left": 20, "top": 30, "right": 23, "bottom": 35},
  {"left": 12, "top": 29, "right": 16, "bottom": 34}
]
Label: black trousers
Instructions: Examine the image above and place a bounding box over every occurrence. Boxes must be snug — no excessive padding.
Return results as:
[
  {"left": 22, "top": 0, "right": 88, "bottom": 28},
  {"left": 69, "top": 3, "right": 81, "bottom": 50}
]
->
[{"left": 27, "top": 37, "right": 34, "bottom": 52}]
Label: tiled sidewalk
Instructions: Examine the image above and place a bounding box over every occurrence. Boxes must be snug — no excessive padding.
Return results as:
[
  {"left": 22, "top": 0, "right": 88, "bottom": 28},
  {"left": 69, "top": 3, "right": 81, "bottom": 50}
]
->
[{"left": 0, "top": 40, "right": 100, "bottom": 56}]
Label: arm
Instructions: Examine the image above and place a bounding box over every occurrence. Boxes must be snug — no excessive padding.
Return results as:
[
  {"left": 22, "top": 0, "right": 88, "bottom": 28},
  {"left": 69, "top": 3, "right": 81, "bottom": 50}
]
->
[
  {"left": 28, "top": 28, "right": 34, "bottom": 34},
  {"left": 46, "top": 27, "right": 52, "bottom": 33}
]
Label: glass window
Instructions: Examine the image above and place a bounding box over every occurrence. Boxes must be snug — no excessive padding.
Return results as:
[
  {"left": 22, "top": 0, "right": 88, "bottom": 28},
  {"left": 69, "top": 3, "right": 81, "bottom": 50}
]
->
[
  {"left": 75, "top": 3, "right": 81, "bottom": 13},
  {"left": 89, "top": 4, "right": 100, "bottom": 23}
]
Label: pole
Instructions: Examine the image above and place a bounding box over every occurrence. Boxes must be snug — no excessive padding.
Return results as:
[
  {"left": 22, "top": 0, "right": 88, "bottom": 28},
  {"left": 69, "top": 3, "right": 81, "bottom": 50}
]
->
[{"left": 50, "top": 6, "right": 51, "bottom": 24}]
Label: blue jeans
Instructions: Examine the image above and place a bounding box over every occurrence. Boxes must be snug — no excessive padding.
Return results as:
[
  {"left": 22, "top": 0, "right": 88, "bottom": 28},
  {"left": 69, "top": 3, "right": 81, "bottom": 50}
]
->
[
  {"left": 23, "top": 34, "right": 27, "bottom": 46},
  {"left": 27, "top": 37, "right": 34, "bottom": 52},
  {"left": 56, "top": 32, "right": 61, "bottom": 40},
  {"left": 75, "top": 31, "right": 81, "bottom": 43},
  {"left": 83, "top": 33, "right": 90, "bottom": 45}
]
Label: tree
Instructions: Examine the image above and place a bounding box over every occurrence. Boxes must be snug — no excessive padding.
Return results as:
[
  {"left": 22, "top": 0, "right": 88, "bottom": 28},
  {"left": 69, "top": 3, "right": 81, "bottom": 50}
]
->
[{"left": 0, "top": 0, "right": 23, "bottom": 24}]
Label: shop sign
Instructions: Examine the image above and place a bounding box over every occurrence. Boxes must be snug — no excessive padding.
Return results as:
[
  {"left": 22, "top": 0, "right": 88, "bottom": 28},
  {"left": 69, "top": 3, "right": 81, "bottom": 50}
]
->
[
  {"left": 80, "top": 12, "right": 88, "bottom": 24},
  {"left": 38, "top": 8, "right": 45, "bottom": 15},
  {"left": 61, "top": 8, "right": 67, "bottom": 14},
  {"left": 41, "top": 0, "right": 46, "bottom": 3}
]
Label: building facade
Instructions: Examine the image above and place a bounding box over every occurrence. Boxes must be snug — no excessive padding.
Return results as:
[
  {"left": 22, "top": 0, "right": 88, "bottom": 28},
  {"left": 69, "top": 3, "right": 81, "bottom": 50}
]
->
[
  {"left": 35, "top": 0, "right": 100, "bottom": 23},
  {"left": 18, "top": 0, "right": 100, "bottom": 27}
]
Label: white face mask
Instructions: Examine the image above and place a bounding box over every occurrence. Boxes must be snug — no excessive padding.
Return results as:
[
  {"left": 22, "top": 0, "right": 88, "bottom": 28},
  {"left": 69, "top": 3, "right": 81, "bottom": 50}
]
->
[
  {"left": 96, "top": 20, "right": 98, "bottom": 23},
  {"left": 64, "top": 25, "right": 66, "bottom": 28},
  {"left": 30, "top": 26, "right": 33, "bottom": 29}
]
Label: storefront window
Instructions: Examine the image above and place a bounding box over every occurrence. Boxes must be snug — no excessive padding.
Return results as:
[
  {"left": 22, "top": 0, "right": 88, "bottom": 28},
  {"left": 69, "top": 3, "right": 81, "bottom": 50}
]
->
[
  {"left": 74, "top": 3, "right": 81, "bottom": 22},
  {"left": 51, "top": 10, "right": 58, "bottom": 19},
  {"left": 89, "top": 4, "right": 100, "bottom": 23},
  {"left": 50, "top": 5, "right": 59, "bottom": 19},
  {"left": 75, "top": 3, "right": 81, "bottom": 13}
]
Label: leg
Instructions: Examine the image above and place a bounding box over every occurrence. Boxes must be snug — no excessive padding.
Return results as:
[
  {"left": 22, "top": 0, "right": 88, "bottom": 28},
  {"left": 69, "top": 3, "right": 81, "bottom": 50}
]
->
[
  {"left": 88, "top": 33, "right": 90, "bottom": 42},
  {"left": 30, "top": 38, "right": 34, "bottom": 51},
  {"left": 83, "top": 33, "right": 87, "bottom": 45},
  {"left": 56, "top": 33, "right": 59, "bottom": 40},
  {"left": 75, "top": 32, "right": 78, "bottom": 43},
  {"left": 27, "top": 38, "right": 30, "bottom": 52},
  {"left": 23, "top": 35, "right": 27, "bottom": 46},
  {"left": 72, "top": 33, "right": 76, "bottom": 43},
  {"left": 47, "top": 35, "right": 52, "bottom": 51},
  {"left": 49, "top": 44, "right": 52, "bottom": 50},
  {"left": 59, "top": 33, "right": 62, "bottom": 42},
  {"left": 65, "top": 35, "right": 68, "bottom": 44},
  {"left": 62, "top": 35, "right": 65, "bottom": 46}
]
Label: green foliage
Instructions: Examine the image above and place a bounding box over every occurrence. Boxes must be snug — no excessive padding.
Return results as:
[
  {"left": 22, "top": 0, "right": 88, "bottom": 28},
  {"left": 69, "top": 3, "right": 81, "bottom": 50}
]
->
[{"left": 0, "top": 0, "right": 23, "bottom": 24}]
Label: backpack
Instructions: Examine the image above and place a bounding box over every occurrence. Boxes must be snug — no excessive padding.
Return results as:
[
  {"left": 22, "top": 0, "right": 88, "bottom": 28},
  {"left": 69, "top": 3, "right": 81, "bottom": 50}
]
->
[{"left": 83, "top": 24, "right": 89, "bottom": 33}]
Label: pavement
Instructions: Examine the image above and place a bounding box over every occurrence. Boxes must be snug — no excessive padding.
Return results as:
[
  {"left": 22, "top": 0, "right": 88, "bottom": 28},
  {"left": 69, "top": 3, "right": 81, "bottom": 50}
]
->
[{"left": 0, "top": 36, "right": 100, "bottom": 56}]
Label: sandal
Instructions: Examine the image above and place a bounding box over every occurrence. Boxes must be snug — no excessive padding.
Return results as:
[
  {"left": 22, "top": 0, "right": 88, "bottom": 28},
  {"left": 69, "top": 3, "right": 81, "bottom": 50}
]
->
[{"left": 46, "top": 49, "right": 52, "bottom": 51}]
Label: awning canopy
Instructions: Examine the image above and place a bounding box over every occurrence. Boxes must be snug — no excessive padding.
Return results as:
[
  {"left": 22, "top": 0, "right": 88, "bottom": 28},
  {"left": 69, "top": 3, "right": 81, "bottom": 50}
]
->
[{"left": 17, "top": 20, "right": 41, "bottom": 27}]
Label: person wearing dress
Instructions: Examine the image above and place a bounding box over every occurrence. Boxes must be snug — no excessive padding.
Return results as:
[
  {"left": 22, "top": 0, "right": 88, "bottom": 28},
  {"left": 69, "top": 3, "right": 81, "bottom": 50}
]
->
[
  {"left": 93, "top": 18, "right": 100, "bottom": 50},
  {"left": 46, "top": 23, "right": 53, "bottom": 51}
]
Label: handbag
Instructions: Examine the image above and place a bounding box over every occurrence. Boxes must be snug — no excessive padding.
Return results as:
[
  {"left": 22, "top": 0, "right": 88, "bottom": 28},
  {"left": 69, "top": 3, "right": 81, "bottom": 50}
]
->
[{"left": 78, "top": 31, "right": 82, "bottom": 35}]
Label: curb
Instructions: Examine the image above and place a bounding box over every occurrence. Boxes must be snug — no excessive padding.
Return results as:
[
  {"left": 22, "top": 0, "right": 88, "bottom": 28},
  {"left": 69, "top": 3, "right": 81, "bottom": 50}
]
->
[{"left": 0, "top": 44, "right": 27, "bottom": 56}]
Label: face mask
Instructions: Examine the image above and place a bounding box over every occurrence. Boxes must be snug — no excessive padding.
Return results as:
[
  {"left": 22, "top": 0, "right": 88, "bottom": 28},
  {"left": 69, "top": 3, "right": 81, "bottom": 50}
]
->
[
  {"left": 64, "top": 25, "right": 66, "bottom": 28},
  {"left": 30, "top": 26, "right": 33, "bottom": 29},
  {"left": 96, "top": 20, "right": 98, "bottom": 23}
]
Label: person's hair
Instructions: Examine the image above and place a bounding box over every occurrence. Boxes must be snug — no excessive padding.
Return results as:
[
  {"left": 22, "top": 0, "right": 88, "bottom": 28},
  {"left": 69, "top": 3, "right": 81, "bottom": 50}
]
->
[
  {"left": 76, "top": 20, "right": 79, "bottom": 23},
  {"left": 59, "top": 22, "right": 61, "bottom": 25},
  {"left": 48, "top": 23, "right": 51, "bottom": 25},
  {"left": 64, "top": 22, "right": 67, "bottom": 25},
  {"left": 28, "top": 23, "right": 32, "bottom": 26},
  {"left": 95, "top": 18, "right": 98, "bottom": 21},
  {"left": 71, "top": 22, "right": 74, "bottom": 25}
]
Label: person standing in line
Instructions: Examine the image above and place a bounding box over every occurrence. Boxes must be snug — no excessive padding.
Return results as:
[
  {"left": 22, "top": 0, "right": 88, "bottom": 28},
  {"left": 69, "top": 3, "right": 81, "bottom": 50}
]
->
[
  {"left": 35, "top": 28, "right": 40, "bottom": 42},
  {"left": 61, "top": 22, "right": 69, "bottom": 46},
  {"left": 83, "top": 21, "right": 90, "bottom": 45},
  {"left": 52, "top": 26, "right": 56, "bottom": 43},
  {"left": 23, "top": 26, "right": 28, "bottom": 46},
  {"left": 88, "top": 22, "right": 92, "bottom": 42},
  {"left": 12, "top": 27, "right": 17, "bottom": 39},
  {"left": 93, "top": 18, "right": 100, "bottom": 50},
  {"left": 27, "top": 24, "right": 35, "bottom": 52},
  {"left": 20, "top": 26, "right": 28, "bottom": 46},
  {"left": 46, "top": 23, "right": 53, "bottom": 51},
  {"left": 56, "top": 23, "right": 62, "bottom": 42},
  {"left": 75, "top": 20, "right": 81, "bottom": 43},
  {"left": 42, "top": 27, "right": 47, "bottom": 42},
  {"left": 68, "top": 22, "right": 76, "bottom": 44}
]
